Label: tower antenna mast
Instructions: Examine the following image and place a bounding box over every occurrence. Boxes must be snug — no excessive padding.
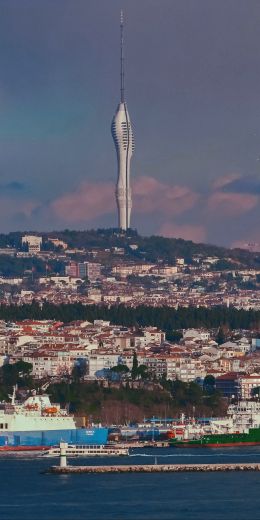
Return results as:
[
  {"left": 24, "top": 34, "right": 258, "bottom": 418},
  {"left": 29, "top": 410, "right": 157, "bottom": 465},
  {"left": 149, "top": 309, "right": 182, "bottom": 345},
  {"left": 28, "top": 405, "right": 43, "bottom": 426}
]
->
[
  {"left": 120, "top": 10, "right": 125, "bottom": 103},
  {"left": 111, "top": 10, "right": 134, "bottom": 230}
]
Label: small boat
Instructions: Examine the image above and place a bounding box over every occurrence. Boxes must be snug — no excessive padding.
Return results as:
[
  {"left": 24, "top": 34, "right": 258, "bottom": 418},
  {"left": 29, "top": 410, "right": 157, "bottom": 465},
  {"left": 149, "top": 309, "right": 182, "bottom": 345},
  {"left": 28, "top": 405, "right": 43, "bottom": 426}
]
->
[{"left": 42, "top": 444, "right": 129, "bottom": 457}]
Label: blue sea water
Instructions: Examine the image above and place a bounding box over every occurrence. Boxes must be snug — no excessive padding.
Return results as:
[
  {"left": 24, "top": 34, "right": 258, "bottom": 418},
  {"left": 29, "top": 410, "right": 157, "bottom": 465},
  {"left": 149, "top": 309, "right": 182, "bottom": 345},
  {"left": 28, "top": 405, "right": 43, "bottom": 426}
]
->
[{"left": 1, "top": 447, "right": 260, "bottom": 519}]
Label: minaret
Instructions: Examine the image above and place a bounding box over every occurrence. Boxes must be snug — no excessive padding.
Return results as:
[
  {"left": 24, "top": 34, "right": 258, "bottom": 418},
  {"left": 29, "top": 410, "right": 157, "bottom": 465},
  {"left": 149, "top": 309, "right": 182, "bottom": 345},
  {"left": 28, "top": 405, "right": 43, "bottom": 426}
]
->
[{"left": 111, "top": 11, "right": 134, "bottom": 230}]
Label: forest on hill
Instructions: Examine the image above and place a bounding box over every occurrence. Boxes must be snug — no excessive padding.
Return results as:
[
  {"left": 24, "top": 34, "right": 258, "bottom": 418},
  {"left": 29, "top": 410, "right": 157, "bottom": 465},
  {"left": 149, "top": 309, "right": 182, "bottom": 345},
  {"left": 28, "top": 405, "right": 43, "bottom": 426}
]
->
[
  {"left": 0, "top": 360, "right": 226, "bottom": 422},
  {"left": 44, "top": 229, "right": 260, "bottom": 267},
  {"left": 0, "top": 302, "right": 259, "bottom": 331},
  {"left": 0, "top": 228, "right": 259, "bottom": 267},
  {"left": 48, "top": 380, "right": 226, "bottom": 423}
]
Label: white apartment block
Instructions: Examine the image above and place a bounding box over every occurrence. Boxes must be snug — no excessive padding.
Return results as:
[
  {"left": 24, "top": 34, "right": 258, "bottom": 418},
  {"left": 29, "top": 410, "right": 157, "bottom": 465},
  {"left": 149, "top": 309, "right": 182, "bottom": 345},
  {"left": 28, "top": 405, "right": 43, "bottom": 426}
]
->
[
  {"left": 141, "top": 356, "right": 167, "bottom": 379},
  {"left": 238, "top": 374, "right": 260, "bottom": 399},
  {"left": 23, "top": 351, "right": 73, "bottom": 379},
  {"left": 183, "top": 329, "right": 210, "bottom": 342},
  {"left": 88, "top": 353, "right": 121, "bottom": 378},
  {"left": 22, "top": 235, "right": 42, "bottom": 253},
  {"left": 142, "top": 329, "right": 165, "bottom": 345},
  {"left": 166, "top": 357, "right": 205, "bottom": 382},
  {"left": 112, "top": 264, "right": 155, "bottom": 278}
]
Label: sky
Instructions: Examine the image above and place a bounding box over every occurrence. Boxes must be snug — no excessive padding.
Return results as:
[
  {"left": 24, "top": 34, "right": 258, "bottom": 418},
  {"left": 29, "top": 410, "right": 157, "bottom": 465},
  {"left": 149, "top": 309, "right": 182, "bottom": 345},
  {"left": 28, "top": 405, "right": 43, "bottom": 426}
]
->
[{"left": 0, "top": 0, "right": 259, "bottom": 247}]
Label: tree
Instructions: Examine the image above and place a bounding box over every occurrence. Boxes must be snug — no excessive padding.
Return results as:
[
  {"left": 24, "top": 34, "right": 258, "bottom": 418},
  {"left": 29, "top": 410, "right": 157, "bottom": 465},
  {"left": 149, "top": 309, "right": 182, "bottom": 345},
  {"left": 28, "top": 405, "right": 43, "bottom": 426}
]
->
[
  {"left": 165, "top": 330, "right": 182, "bottom": 343},
  {"left": 203, "top": 375, "right": 216, "bottom": 395},
  {"left": 136, "top": 364, "right": 149, "bottom": 380},
  {"left": 72, "top": 360, "right": 87, "bottom": 382},
  {"left": 1, "top": 364, "right": 19, "bottom": 387},
  {"left": 109, "top": 364, "right": 130, "bottom": 382},
  {"left": 1, "top": 361, "right": 33, "bottom": 389},
  {"left": 216, "top": 326, "right": 227, "bottom": 345},
  {"left": 15, "top": 361, "right": 33, "bottom": 377},
  {"left": 131, "top": 351, "right": 138, "bottom": 379},
  {"left": 252, "top": 387, "right": 260, "bottom": 398},
  {"left": 187, "top": 382, "right": 203, "bottom": 406},
  {"left": 111, "top": 364, "right": 129, "bottom": 374}
]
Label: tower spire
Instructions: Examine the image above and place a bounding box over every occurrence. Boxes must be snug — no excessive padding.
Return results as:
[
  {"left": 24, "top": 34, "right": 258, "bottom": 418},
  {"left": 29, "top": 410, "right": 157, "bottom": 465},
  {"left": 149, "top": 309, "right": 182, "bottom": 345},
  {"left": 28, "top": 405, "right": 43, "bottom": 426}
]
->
[
  {"left": 111, "top": 11, "right": 134, "bottom": 230},
  {"left": 120, "top": 10, "right": 125, "bottom": 103}
]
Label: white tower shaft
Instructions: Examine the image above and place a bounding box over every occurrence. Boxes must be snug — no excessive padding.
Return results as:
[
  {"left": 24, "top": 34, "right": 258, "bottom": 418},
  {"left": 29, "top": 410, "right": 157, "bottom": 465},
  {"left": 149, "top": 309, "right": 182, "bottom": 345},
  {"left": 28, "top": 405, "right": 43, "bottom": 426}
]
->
[{"left": 111, "top": 12, "right": 134, "bottom": 230}]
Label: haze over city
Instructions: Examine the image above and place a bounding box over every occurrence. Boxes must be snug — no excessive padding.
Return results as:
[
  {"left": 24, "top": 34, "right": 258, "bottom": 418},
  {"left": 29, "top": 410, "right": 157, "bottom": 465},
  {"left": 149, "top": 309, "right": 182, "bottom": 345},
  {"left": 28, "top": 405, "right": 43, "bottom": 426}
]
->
[{"left": 0, "top": 0, "right": 259, "bottom": 247}]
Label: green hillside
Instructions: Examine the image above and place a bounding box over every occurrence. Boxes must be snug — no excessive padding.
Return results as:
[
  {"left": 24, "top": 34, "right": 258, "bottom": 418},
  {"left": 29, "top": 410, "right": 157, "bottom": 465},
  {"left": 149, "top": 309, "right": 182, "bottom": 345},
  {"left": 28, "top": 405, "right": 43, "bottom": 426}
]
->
[{"left": 0, "top": 228, "right": 258, "bottom": 268}]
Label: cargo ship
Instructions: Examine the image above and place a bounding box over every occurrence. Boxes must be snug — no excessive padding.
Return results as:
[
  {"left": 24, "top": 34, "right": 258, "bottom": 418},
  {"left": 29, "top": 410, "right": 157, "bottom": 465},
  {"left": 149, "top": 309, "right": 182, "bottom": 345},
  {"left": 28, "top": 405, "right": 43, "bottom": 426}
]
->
[
  {"left": 0, "top": 389, "right": 108, "bottom": 451},
  {"left": 169, "top": 401, "right": 260, "bottom": 448},
  {"left": 169, "top": 428, "right": 260, "bottom": 448}
]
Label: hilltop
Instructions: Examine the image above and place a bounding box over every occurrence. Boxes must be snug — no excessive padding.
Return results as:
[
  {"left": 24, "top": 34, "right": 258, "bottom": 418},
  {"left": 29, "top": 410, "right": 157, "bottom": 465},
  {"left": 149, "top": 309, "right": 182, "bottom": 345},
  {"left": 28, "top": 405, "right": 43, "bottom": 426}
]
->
[{"left": 1, "top": 228, "right": 258, "bottom": 268}]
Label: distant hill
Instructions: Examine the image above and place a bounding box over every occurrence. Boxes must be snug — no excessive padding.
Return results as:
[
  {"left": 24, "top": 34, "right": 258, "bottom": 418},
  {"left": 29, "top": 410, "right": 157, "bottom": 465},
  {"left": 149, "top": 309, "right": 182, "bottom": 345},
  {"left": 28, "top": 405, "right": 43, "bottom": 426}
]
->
[
  {"left": 1, "top": 228, "right": 258, "bottom": 268},
  {"left": 49, "top": 228, "right": 259, "bottom": 268}
]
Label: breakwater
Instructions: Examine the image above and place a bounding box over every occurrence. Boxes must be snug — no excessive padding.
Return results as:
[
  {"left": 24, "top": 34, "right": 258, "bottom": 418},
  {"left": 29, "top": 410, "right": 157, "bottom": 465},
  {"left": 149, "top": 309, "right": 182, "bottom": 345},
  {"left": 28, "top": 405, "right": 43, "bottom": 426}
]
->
[{"left": 47, "top": 462, "right": 260, "bottom": 474}]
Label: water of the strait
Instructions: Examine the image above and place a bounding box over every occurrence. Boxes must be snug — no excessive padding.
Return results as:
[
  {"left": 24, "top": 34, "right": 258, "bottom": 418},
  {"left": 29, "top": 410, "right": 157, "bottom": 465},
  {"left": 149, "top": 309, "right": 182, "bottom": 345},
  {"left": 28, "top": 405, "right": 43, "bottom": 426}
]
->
[{"left": 1, "top": 447, "right": 260, "bottom": 519}]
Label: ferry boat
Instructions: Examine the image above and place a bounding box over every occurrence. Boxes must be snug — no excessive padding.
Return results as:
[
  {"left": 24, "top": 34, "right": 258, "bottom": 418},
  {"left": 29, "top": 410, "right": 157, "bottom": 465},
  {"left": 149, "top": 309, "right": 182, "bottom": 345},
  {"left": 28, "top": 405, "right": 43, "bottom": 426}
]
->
[
  {"left": 0, "top": 389, "right": 108, "bottom": 451},
  {"left": 42, "top": 444, "right": 129, "bottom": 457},
  {"left": 169, "top": 401, "right": 260, "bottom": 448}
]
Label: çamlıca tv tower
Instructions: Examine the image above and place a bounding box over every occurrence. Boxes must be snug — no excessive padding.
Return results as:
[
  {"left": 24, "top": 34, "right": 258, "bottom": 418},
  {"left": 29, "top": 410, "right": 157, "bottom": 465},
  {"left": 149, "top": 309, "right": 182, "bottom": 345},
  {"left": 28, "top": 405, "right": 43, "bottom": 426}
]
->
[{"left": 111, "top": 11, "right": 135, "bottom": 230}]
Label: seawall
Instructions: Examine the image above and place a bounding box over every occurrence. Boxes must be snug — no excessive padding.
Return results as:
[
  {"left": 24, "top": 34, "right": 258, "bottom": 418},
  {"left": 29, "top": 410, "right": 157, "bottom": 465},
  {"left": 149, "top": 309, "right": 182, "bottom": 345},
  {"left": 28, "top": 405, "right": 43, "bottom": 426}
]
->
[{"left": 46, "top": 463, "right": 260, "bottom": 474}]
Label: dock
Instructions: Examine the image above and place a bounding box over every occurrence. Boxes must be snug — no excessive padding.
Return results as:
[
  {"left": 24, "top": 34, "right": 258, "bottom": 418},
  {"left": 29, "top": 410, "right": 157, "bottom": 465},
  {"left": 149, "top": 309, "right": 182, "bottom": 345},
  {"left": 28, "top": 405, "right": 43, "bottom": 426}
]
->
[
  {"left": 47, "top": 462, "right": 260, "bottom": 474},
  {"left": 45, "top": 443, "right": 260, "bottom": 474}
]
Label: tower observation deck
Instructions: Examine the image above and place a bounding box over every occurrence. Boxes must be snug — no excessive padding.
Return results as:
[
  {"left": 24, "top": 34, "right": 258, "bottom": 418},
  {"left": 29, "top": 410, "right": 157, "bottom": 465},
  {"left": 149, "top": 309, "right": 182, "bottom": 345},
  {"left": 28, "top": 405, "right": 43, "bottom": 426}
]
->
[{"left": 111, "top": 12, "right": 134, "bottom": 230}]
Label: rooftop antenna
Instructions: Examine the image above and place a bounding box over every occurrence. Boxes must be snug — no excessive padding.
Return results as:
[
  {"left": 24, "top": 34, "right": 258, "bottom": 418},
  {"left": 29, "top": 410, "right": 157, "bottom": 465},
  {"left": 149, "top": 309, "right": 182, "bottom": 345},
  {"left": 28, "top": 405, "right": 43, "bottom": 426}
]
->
[{"left": 120, "top": 10, "right": 125, "bottom": 103}]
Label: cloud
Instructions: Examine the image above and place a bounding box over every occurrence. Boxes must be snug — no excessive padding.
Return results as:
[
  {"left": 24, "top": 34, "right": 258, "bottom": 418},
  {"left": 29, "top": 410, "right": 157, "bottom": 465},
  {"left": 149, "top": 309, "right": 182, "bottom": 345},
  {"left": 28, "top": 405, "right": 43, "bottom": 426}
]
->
[
  {"left": 51, "top": 181, "right": 114, "bottom": 222},
  {"left": 208, "top": 174, "right": 259, "bottom": 216},
  {"left": 158, "top": 222, "right": 207, "bottom": 243},
  {"left": 1, "top": 181, "right": 27, "bottom": 192},
  {"left": 212, "top": 174, "right": 241, "bottom": 190},
  {"left": 51, "top": 175, "right": 199, "bottom": 223},
  {"left": 207, "top": 191, "right": 258, "bottom": 216},
  {"left": 133, "top": 176, "right": 199, "bottom": 216},
  {"left": 0, "top": 196, "right": 38, "bottom": 220},
  {"left": 222, "top": 174, "right": 260, "bottom": 195},
  {"left": 18, "top": 171, "right": 256, "bottom": 247}
]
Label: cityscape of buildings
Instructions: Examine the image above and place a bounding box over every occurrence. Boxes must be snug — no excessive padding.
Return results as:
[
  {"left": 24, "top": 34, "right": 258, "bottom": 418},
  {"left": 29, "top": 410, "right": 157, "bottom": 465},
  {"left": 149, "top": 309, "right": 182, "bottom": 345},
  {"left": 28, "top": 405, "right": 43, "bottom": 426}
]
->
[
  {"left": 0, "top": 11, "right": 258, "bottom": 406},
  {"left": 0, "top": 231, "right": 258, "bottom": 402},
  {"left": 0, "top": 317, "right": 259, "bottom": 400},
  {"left": 0, "top": 4, "right": 260, "bottom": 519},
  {"left": 0, "top": 233, "right": 258, "bottom": 311}
]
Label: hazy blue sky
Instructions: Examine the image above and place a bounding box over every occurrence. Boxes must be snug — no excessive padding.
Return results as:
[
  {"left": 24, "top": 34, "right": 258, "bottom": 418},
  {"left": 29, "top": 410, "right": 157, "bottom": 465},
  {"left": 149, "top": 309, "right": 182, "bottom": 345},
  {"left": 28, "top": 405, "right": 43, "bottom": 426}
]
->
[{"left": 0, "top": 0, "right": 259, "bottom": 247}]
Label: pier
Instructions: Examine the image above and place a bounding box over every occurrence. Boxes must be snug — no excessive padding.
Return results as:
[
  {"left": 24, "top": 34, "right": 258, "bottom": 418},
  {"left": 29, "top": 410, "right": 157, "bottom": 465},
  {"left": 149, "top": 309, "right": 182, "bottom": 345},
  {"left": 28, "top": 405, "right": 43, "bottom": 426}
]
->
[
  {"left": 47, "top": 462, "right": 260, "bottom": 474},
  {"left": 44, "top": 442, "right": 260, "bottom": 474}
]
